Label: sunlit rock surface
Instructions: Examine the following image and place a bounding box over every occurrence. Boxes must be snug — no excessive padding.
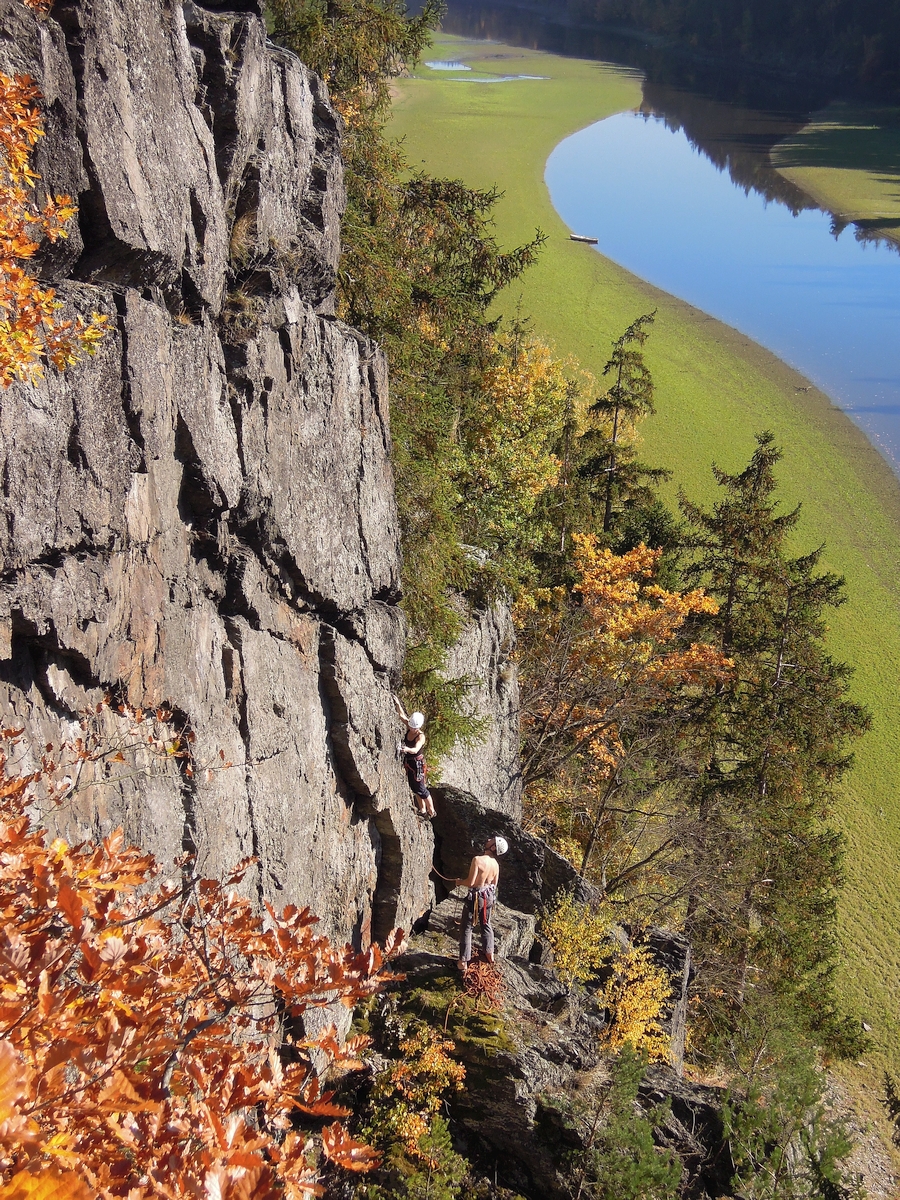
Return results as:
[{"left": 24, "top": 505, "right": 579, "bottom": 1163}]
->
[
  {"left": 0, "top": 0, "right": 438, "bottom": 945},
  {"left": 437, "top": 601, "right": 522, "bottom": 817}
]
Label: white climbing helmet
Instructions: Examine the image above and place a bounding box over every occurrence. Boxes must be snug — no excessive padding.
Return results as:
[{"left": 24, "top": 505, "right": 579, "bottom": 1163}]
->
[
  {"left": 492, "top": 835, "right": 508, "bottom": 856},
  {"left": 408, "top": 711, "right": 425, "bottom": 730}
]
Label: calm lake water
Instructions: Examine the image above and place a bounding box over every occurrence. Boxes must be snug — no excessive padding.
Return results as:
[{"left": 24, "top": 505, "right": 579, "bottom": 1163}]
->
[
  {"left": 545, "top": 114, "right": 900, "bottom": 468},
  {"left": 442, "top": 1, "right": 900, "bottom": 473}
]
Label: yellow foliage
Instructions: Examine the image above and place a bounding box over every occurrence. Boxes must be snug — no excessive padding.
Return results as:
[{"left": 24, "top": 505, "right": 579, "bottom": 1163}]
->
[
  {"left": 549, "top": 833, "right": 584, "bottom": 870},
  {"left": 461, "top": 334, "right": 572, "bottom": 545},
  {"left": 540, "top": 892, "right": 614, "bottom": 987},
  {"left": 391, "top": 1028, "right": 466, "bottom": 1113},
  {"left": 0, "top": 70, "right": 107, "bottom": 388},
  {"left": 522, "top": 776, "right": 591, "bottom": 862},
  {"left": 0, "top": 1170, "right": 94, "bottom": 1200},
  {"left": 367, "top": 1025, "right": 465, "bottom": 1165},
  {"left": 415, "top": 310, "right": 448, "bottom": 350},
  {"left": 540, "top": 896, "right": 673, "bottom": 1061},
  {"left": 478, "top": 335, "right": 567, "bottom": 496},
  {"left": 602, "top": 945, "right": 672, "bottom": 1062}
]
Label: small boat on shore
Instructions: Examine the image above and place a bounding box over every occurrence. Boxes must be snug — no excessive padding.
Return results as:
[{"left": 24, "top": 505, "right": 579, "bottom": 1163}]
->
[{"left": 570, "top": 234, "right": 598, "bottom": 244}]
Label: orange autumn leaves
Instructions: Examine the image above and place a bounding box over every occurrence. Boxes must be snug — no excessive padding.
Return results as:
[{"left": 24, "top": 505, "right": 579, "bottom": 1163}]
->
[
  {"left": 0, "top": 745, "right": 389, "bottom": 1199},
  {"left": 0, "top": 69, "right": 106, "bottom": 387},
  {"left": 519, "top": 536, "right": 731, "bottom": 784},
  {"left": 573, "top": 535, "right": 729, "bottom": 715}
]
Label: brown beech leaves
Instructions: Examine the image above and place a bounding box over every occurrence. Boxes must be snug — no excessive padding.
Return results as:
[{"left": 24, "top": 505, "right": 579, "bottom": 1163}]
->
[
  {"left": 0, "top": 740, "right": 392, "bottom": 1198},
  {"left": 0, "top": 67, "right": 107, "bottom": 387}
]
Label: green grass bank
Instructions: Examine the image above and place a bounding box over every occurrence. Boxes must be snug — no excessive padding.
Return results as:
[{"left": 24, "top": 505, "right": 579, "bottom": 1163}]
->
[{"left": 391, "top": 33, "right": 900, "bottom": 1075}]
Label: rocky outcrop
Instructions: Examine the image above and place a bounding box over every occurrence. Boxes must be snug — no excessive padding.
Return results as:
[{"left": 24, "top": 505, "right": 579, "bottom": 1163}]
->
[
  {"left": 437, "top": 601, "right": 522, "bottom": 817},
  {"left": 431, "top": 785, "right": 595, "bottom": 915},
  {"left": 647, "top": 928, "right": 693, "bottom": 1075},
  {"left": 385, "top": 945, "right": 731, "bottom": 1199},
  {"left": 0, "top": 12, "right": 757, "bottom": 1192},
  {"left": 0, "top": 0, "right": 433, "bottom": 946}
]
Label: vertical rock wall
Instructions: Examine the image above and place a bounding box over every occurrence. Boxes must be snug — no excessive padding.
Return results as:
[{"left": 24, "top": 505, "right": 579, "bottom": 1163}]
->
[
  {"left": 0, "top": 0, "right": 436, "bottom": 945},
  {"left": 437, "top": 602, "right": 522, "bottom": 818}
]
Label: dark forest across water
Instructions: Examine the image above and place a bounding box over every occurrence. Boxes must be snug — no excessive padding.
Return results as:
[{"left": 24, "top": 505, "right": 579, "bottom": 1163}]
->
[
  {"left": 576, "top": 0, "right": 900, "bottom": 98},
  {"left": 441, "top": 0, "right": 900, "bottom": 99}
]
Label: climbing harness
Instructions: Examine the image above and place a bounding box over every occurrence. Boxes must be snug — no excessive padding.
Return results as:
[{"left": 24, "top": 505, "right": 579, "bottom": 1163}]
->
[
  {"left": 403, "top": 745, "right": 427, "bottom": 785},
  {"left": 458, "top": 883, "right": 496, "bottom": 964},
  {"left": 469, "top": 883, "right": 495, "bottom": 935},
  {"left": 401, "top": 730, "right": 431, "bottom": 804},
  {"left": 478, "top": 884, "right": 493, "bottom": 932}
]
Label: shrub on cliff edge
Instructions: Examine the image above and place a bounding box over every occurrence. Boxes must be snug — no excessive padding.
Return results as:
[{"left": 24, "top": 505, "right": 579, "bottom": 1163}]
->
[{"left": 0, "top": 66, "right": 106, "bottom": 387}]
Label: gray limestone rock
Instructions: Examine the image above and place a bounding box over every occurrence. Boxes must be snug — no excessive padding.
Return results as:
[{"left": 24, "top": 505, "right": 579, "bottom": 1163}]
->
[
  {"left": 0, "top": 0, "right": 424, "bottom": 949},
  {"left": 0, "top": 2, "right": 85, "bottom": 277},
  {"left": 646, "top": 927, "right": 692, "bottom": 1075},
  {"left": 389, "top": 948, "right": 727, "bottom": 1199},
  {"left": 0, "top": 5, "right": 735, "bottom": 1194},
  {"left": 59, "top": 0, "right": 228, "bottom": 306},
  {"left": 639, "top": 1065, "right": 731, "bottom": 1195},
  {"left": 183, "top": 1, "right": 343, "bottom": 313},
  {"left": 437, "top": 601, "right": 522, "bottom": 818}
]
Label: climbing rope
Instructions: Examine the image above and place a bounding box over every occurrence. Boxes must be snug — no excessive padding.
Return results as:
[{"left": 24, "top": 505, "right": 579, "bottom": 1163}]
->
[
  {"left": 431, "top": 867, "right": 457, "bottom": 884},
  {"left": 462, "top": 960, "right": 505, "bottom": 1008}
]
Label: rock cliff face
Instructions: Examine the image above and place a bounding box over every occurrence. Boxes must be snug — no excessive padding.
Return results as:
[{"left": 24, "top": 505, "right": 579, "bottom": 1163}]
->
[
  {"left": 437, "top": 602, "right": 522, "bottom": 817},
  {"left": 0, "top": 0, "right": 450, "bottom": 946}
]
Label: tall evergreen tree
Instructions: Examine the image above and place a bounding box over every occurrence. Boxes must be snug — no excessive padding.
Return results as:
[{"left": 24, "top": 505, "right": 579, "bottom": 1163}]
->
[
  {"left": 532, "top": 312, "right": 677, "bottom": 588},
  {"left": 583, "top": 311, "right": 666, "bottom": 535},
  {"left": 678, "top": 433, "right": 869, "bottom": 1051}
]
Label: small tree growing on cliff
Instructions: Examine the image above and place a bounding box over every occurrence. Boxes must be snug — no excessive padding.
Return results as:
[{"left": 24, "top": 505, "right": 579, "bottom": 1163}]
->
[
  {"left": 0, "top": 69, "right": 106, "bottom": 387},
  {"left": 567, "top": 1047, "right": 680, "bottom": 1200}
]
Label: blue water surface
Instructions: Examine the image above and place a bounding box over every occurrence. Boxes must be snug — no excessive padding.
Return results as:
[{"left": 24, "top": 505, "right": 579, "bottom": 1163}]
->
[{"left": 545, "top": 113, "right": 900, "bottom": 469}]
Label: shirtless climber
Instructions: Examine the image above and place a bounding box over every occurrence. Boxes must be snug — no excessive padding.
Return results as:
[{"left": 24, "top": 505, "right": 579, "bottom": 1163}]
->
[
  {"left": 455, "top": 835, "right": 508, "bottom": 974},
  {"left": 393, "top": 696, "right": 436, "bottom": 819}
]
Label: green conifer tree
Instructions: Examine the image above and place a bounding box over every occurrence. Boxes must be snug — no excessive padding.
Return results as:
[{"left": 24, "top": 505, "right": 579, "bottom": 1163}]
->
[
  {"left": 269, "top": 0, "right": 545, "bottom": 645},
  {"left": 582, "top": 311, "right": 667, "bottom": 535},
  {"left": 532, "top": 312, "right": 677, "bottom": 588},
  {"left": 567, "top": 1047, "right": 680, "bottom": 1200},
  {"left": 678, "top": 433, "right": 870, "bottom": 1052}
]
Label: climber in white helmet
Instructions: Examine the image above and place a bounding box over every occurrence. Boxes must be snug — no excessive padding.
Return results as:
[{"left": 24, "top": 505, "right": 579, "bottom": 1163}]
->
[
  {"left": 393, "top": 696, "right": 435, "bottom": 819},
  {"left": 455, "top": 835, "right": 508, "bottom": 974}
]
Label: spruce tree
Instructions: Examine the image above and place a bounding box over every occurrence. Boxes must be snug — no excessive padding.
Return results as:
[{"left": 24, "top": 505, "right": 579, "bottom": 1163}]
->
[
  {"left": 533, "top": 312, "right": 676, "bottom": 586},
  {"left": 567, "top": 1048, "right": 680, "bottom": 1200},
  {"left": 583, "top": 311, "right": 666, "bottom": 535},
  {"left": 678, "top": 433, "right": 869, "bottom": 1051}
]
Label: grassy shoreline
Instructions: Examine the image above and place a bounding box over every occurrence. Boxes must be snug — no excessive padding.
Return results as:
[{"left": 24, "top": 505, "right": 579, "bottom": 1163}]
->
[{"left": 391, "top": 33, "right": 900, "bottom": 1077}]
